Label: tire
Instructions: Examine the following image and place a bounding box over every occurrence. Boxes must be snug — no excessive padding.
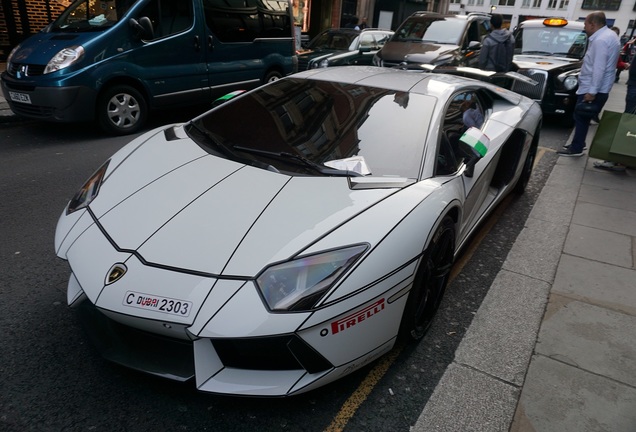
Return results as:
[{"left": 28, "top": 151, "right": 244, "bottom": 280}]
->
[
  {"left": 513, "top": 127, "right": 540, "bottom": 195},
  {"left": 263, "top": 70, "right": 283, "bottom": 84},
  {"left": 398, "top": 216, "right": 455, "bottom": 342},
  {"left": 97, "top": 85, "right": 148, "bottom": 135}
]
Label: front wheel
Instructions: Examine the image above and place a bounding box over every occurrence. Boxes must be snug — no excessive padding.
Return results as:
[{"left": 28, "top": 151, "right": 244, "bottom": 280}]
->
[
  {"left": 398, "top": 216, "right": 455, "bottom": 341},
  {"left": 97, "top": 85, "right": 148, "bottom": 135}
]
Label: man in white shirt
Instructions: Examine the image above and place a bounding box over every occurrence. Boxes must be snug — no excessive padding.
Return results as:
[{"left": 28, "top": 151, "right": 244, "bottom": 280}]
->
[{"left": 558, "top": 11, "right": 620, "bottom": 157}]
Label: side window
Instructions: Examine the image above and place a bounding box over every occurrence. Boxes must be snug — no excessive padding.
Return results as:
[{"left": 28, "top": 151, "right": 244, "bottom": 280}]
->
[
  {"left": 436, "top": 91, "right": 485, "bottom": 176},
  {"left": 376, "top": 32, "right": 391, "bottom": 47},
  {"left": 478, "top": 20, "right": 489, "bottom": 43},
  {"left": 466, "top": 21, "right": 480, "bottom": 47},
  {"left": 137, "top": 0, "right": 193, "bottom": 40},
  {"left": 359, "top": 33, "right": 376, "bottom": 49},
  {"left": 203, "top": 0, "right": 291, "bottom": 42}
]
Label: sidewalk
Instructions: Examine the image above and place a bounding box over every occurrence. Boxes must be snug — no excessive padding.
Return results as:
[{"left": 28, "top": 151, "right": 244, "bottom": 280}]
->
[{"left": 413, "top": 82, "right": 636, "bottom": 431}]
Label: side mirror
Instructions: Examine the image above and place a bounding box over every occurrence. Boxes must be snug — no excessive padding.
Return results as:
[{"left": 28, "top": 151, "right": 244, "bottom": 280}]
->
[
  {"left": 359, "top": 46, "right": 375, "bottom": 53},
  {"left": 129, "top": 17, "right": 154, "bottom": 40},
  {"left": 463, "top": 153, "right": 481, "bottom": 177},
  {"left": 468, "top": 40, "right": 482, "bottom": 50},
  {"left": 459, "top": 127, "right": 489, "bottom": 177}
]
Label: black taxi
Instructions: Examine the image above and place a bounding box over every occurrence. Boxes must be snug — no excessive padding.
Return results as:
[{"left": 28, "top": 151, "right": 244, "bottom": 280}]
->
[{"left": 511, "top": 18, "right": 587, "bottom": 123}]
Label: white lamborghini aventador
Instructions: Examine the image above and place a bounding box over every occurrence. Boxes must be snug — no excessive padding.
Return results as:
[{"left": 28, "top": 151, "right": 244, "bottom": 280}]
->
[{"left": 54, "top": 66, "right": 542, "bottom": 396}]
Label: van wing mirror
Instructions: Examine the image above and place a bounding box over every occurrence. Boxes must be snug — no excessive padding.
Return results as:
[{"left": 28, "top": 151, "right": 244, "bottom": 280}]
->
[
  {"left": 129, "top": 17, "right": 154, "bottom": 40},
  {"left": 468, "top": 40, "right": 481, "bottom": 50}
]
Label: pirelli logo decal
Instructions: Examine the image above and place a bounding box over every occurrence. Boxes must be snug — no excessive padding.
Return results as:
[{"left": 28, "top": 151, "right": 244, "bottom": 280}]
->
[{"left": 329, "top": 299, "right": 385, "bottom": 335}]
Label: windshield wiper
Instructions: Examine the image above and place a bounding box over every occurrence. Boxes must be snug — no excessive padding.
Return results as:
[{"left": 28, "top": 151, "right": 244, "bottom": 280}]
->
[
  {"left": 522, "top": 50, "right": 553, "bottom": 55},
  {"left": 187, "top": 121, "right": 237, "bottom": 159},
  {"left": 232, "top": 145, "right": 362, "bottom": 177},
  {"left": 185, "top": 123, "right": 279, "bottom": 172}
]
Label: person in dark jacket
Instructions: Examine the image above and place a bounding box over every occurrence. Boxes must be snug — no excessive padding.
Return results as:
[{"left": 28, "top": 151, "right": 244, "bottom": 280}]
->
[{"left": 479, "top": 13, "right": 515, "bottom": 72}]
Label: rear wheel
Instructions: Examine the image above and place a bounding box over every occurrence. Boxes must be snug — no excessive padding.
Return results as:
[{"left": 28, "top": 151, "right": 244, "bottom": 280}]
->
[
  {"left": 263, "top": 70, "right": 283, "bottom": 83},
  {"left": 399, "top": 216, "right": 455, "bottom": 341},
  {"left": 513, "top": 127, "right": 540, "bottom": 195},
  {"left": 97, "top": 84, "right": 148, "bottom": 135}
]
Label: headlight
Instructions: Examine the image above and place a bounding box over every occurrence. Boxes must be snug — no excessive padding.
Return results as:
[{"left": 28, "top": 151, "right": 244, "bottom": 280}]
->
[
  {"left": 66, "top": 160, "right": 110, "bottom": 214},
  {"left": 256, "top": 244, "right": 368, "bottom": 311},
  {"left": 44, "top": 45, "right": 85, "bottom": 74},
  {"left": 310, "top": 58, "right": 330, "bottom": 69},
  {"left": 563, "top": 75, "right": 578, "bottom": 91},
  {"left": 6, "top": 45, "right": 19, "bottom": 71}
]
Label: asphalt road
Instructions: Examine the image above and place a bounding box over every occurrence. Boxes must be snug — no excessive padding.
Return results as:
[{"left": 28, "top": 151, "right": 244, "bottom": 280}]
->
[{"left": 0, "top": 113, "right": 571, "bottom": 432}]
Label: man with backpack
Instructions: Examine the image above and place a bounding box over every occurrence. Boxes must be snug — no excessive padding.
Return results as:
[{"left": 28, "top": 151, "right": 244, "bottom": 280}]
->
[{"left": 479, "top": 13, "right": 515, "bottom": 72}]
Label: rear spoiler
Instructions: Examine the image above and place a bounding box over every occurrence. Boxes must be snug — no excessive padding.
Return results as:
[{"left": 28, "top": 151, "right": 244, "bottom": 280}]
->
[{"left": 394, "top": 63, "right": 539, "bottom": 87}]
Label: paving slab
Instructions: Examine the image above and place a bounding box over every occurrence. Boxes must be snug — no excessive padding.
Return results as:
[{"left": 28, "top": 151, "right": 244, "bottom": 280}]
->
[
  {"left": 411, "top": 363, "right": 519, "bottom": 432},
  {"left": 501, "top": 217, "right": 568, "bottom": 283},
  {"left": 572, "top": 201, "right": 636, "bottom": 237},
  {"left": 582, "top": 168, "right": 636, "bottom": 194},
  {"left": 577, "top": 182, "right": 636, "bottom": 213},
  {"left": 563, "top": 224, "right": 633, "bottom": 268},
  {"left": 536, "top": 299, "right": 636, "bottom": 387},
  {"left": 553, "top": 254, "right": 636, "bottom": 315},
  {"left": 510, "top": 355, "right": 636, "bottom": 432},
  {"left": 454, "top": 270, "right": 550, "bottom": 385},
  {"left": 526, "top": 183, "right": 578, "bottom": 226}
]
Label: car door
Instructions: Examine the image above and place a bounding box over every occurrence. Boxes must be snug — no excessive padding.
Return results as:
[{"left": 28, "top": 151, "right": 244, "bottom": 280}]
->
[
  {"left": 437, "top": 90, "right": 500, "bottom": 237},
  {"left": 130, "top": 0, "right": 210, "bottom": 107},
  {"left": 461, "top": 19, "right": 489, "bottom": 67}
]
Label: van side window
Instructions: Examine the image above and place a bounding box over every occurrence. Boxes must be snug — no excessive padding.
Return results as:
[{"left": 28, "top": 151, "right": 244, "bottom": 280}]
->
[
  {"left": 138, "top": 0, "right": 194, "bottom": 40},
  {"left": 203, "top": 0, "right": 292, "bottom": 42}
]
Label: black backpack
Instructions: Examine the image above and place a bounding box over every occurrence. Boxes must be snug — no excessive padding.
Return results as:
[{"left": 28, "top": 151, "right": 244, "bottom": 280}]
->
[{"left": 489, "top": 36, "right": 510, "bottom": 72}]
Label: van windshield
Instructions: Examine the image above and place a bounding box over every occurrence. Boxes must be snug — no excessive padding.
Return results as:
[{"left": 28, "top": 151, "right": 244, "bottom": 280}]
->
[
  {"left": 393, "top": 18, "right": 466, "bottom": 45},
  {"left": 50, "top": 0, "right": 137, "bottom": 32}
]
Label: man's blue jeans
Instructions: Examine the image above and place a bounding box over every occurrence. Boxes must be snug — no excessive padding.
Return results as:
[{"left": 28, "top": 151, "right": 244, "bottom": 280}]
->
[{"left": 570, "top": 93, "right": 609, "bottom": 153}]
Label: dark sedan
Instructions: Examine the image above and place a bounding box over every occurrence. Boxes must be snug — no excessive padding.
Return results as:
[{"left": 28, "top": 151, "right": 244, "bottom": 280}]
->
[{"left": 297, "top": 28, "right": 393, "bottom": 70}]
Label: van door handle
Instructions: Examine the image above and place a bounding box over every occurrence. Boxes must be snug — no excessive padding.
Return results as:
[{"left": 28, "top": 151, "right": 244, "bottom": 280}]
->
[
  {"left": 194, "top": 35, "right": 201, "bottom": 51},
  {"left": 208, "top": 35, "right": 214, "bottom": 50}
]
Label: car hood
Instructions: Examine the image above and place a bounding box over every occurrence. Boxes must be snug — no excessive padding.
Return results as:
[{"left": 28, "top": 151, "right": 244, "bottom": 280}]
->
[
  {"left": 514, "top": 54, "right": 581, "bottom": 72},
  {"left": 10, "top": 31, "right": 99, "bottom": 65},
  {"left": 90, "top": 126, "right": 400, "bottom": 277},
  {"left": 299, "top": 48, "right": 348, "bottom": 60},
  {"left": 380, "top": 40, "right": 459, "bottom": 63}
]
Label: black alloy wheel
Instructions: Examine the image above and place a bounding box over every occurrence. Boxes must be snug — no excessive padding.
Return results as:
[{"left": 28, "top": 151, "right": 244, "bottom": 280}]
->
[{"left": 399, "top": 216, "right": 455, "bottom": 341}]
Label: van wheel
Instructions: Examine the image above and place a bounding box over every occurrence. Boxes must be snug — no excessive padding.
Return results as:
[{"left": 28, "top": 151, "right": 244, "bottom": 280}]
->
[
  {"left": 398, "top": 216, "right": 454, "bottom": 342},
  {"left": 263, "top": 70, "right": 283, "bottom": 84},
  {"left": 97, "top": 85, "right": 148, "bottom": 135}
]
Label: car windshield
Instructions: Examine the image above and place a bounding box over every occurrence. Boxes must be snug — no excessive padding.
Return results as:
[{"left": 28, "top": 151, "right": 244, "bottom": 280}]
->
[
  {"left": 186, "top": 78, "right": 436, "bottom": 179},
  {"left": 49, "top": 0, "right": 137, "bottom": 32},
  {"left": 515, "top": 27, "right": 587, "bottom": 59},
  {"left": 308, "top": 31, "right": 358, "bottom": 50},
  {"left": 393, "top": 18, "right": 466, "bottom": 45}
]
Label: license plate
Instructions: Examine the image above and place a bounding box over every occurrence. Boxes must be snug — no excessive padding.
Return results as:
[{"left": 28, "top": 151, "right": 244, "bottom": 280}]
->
[
  {"left": 123, "top": 291, "right": 192, "bottom": 317},
  {"left": 8, "top": 91, "right": 32, "bottom": 104}
]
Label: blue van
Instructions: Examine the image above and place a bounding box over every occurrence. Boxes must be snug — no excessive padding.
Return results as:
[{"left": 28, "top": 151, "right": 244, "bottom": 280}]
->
[{"left": 1, "top": 0, "right": 297, "bottom": 134}]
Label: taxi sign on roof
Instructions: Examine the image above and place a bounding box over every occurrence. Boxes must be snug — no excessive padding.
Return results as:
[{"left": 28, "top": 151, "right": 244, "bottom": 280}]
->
[{"left": 543, "top": 18, "right": 568, "bottom": 27}]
